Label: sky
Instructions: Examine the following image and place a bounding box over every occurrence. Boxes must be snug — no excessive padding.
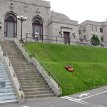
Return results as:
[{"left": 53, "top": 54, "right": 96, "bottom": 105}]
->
[{"left": 46, "top": 0, "right": 107, "bottom": 23}]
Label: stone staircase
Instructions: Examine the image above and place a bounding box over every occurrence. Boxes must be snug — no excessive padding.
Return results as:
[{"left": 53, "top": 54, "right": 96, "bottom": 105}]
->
[
  {"left": 1, "top": 40, "right": 54, "bottom": 99},
  {"left": 0, "top": 60, "right": 18, "bottom": 103}
]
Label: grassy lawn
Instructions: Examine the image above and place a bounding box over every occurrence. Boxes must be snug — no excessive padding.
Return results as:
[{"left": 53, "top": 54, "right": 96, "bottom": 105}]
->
[{"left": 24, "top": 42, "right": 107, "bottom": 96}]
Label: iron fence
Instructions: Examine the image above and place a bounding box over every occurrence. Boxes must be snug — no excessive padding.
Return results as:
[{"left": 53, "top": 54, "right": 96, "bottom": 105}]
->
[{"left": 25, "top": 33, "right": 79, "bottom": 45}]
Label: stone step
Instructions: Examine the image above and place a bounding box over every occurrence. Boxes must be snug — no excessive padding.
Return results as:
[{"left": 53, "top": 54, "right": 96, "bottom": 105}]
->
[
  {"left": 0, "top": 72, "right": 7, "bottom": 74},
  {"left": 0, "top": 77, "right": 10, "bottom": 81},
  {"left": 20, "top": 81, "right": 48, "bottom": 86},
  {"left": 16, "top": 72, "right": 40, "bottom": 75},
  {"left": 21, "top": 84, "right": 48, "bottom": 88},
  {"left": 3, "top": 85, "right": 14, "bottom": 89},
  {"left": 9, "top": 59, "right": 26, "bottom": 62},
  {"left": 0, "top": 99, "right": 18, "bottom": 104},
  {"left": 0, "top": 96, "right": 17, "bottom": 102},
  {"left": 18, "top": 76, "right": 44, "bottom": 80},
  {"left": 13, "top": 64, "right": 34, "bottom": 66},
  {"left": 1, "top": 79, "right": 11, "bottom": 83},
  {"left": 23, "top": 87, "right": 50, "bottom": 92},
  {"left": 15, "top": 65, "right": 36, "bottom": 68},
  {"left": 5, "top": 50, "right": 22, "bottom": 53},
  {"left": 8, "top": 54, "right": 26, "bottom": 57},
  {"left": 8, "top": 57, "right": 25, "bottom": 60},
  {"left": 16, "top": 73, "right": 40, "bottom": 76},
  {"left": 13, "top": 66, "right": 36, "bottom": 70},
  {"left": 25, "top": 93, "right": 54, "bottom": 99},
  {"left": 16, "top": 73, "right": 39, "bottom": 77},
  {"left": 19, "top": 76, "right": 44, "bottom": 82},
  {"left": 17, "top": 76, "right": 43, "bottom": 80},
  {"left": 0, "top": 64, "right": 6, "bottom": 66},
  {"left": 18, "top": 79, "right": 45, "bottom": 83},
  {"left": 0, "top": 74, "right": 9, "bottom": 77},
  {"left": 0, "top": 73, "right": 9, "bottom": 77},
  {"left": 0, "top": 68, "right": 7, "bottom": 70},
  {"left": 24, "top": 90, "right": 53, "bottom": 95},
  {"left": 0, "top": 60, "right": 5, "bottom": 62},
  {"left": 0, "top": 92, "right": 16, "bottom": 97},
  {"left": 15, "top": 72, "right": 39, "bottom": 76},
  {"left": 16, "top": 69, "right": 38, "bottom": 72},
  {"left": 0, "top": 88, "right": 15, "bottom": 93},
  {"left": 8, "top": 53, "right": 25, "bottom": 56}
]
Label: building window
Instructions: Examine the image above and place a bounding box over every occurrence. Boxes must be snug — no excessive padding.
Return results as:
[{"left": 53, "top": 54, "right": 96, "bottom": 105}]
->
[
  {"left": 72, "top": 33, "right": 76, "bottom": 38},
  {"left": 4, "top": 12, "right": 17, "bottom": 38},
  {"left": 79, "top": 30, "right": 81, "bottom": 35},
  {"left": 83, "top": 27, "right": 86, "bottom": 33},
  {"left": 100, "top": 28, "right": 103, "bottom": 33},
  {"left": 95, "top": 26, "right": 97, "bottom": 32},
  {"left": 63, "top": 32, "right": 70, "bottom": 45},
  {"left": 84, "top": 35, "right": 86, "bottom": 40},
  {"left": 91, "top": 26, "right": 93, "bottom": 31},
  {"left": 32, "top": 16, "right": 43, "bottom": 41}
]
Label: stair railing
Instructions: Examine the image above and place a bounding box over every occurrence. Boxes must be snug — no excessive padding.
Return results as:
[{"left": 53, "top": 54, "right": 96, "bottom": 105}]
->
[
  {"left": 26, "top": 50, "right": 62, "bottom": 96},
  {"left": 14, "top": 38, "right": 62, "bottom": 96},
  {"left": 0, "top": 37, "right": 25, "bottom": 103}
]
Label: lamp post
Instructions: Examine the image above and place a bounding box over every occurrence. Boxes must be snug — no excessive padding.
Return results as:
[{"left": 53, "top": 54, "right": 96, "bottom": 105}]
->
[
  {"left": 17, "top": 15, "right": 27, "bottom": 42},
  {"left": 0, "top": 22, "right": 2, "bottom": 29}
]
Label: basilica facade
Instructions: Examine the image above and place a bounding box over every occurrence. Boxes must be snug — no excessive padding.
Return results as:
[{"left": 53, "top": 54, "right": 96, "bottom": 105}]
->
[
  {"left": 0, "top": 0, "right": 107, "bottom": 45},
  {"left": 0, "top": 0, "right": 79, "bottom": 44}
]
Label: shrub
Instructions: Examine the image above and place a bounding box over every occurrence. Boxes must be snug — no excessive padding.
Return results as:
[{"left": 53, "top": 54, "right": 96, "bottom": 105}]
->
[{"left": 90, "top": 34, "right": 100, "bottom": 46}]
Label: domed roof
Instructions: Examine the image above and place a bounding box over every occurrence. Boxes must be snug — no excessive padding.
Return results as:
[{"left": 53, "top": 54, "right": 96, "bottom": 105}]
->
[
  {"left": 50, "top": 11, "right": 78, "bottom": 25},
  {"left": 51, "top": 11, "right": 70, "bottom": 20}
]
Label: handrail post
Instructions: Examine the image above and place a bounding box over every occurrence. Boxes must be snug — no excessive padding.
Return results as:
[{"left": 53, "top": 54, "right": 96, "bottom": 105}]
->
[
  {"left": 56, "top": 36, "right": 57, "bottom": 44},
  {"left": 26, "top": 33, "right": 27, "bottom": 42}
]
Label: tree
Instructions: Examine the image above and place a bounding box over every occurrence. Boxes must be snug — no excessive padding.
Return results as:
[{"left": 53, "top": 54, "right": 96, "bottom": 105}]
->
[{"left": 90, "top": 34, "right": 100, "bottom": 46}]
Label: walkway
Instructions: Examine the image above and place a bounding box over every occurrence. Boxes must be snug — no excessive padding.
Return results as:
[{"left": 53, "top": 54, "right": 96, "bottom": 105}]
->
[{"left": 1, "top": 85, "right": 107, "bottom": 107}]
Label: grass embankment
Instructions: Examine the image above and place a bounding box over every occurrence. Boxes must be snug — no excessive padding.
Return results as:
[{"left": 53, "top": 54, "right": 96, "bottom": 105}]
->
[{"left": 24, "top": 42, "right": 107, "bottom": 96}]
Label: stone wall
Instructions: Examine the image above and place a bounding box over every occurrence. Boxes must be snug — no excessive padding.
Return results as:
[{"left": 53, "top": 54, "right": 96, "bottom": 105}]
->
[{"left": 0, "top": 0, "right": 50, "bottom": 39}]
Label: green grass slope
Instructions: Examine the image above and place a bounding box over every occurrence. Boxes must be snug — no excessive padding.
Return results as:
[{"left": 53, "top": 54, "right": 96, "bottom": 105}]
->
[{"left": 24, "top": 42, "right": 107, "bottom": 96}]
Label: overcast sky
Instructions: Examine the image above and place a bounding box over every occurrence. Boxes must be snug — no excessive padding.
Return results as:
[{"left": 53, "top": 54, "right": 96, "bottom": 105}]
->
[{"left": 46, "top": 0, "right": 107, "bottom": 23}]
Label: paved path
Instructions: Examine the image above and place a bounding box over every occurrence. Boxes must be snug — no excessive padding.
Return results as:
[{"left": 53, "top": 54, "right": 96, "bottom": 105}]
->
[
  {"left": 0, "top": 97, "right": 88, "bottom": 107},
  {"left": 1, "top": 86, "right": 107, "bottom": 107}
]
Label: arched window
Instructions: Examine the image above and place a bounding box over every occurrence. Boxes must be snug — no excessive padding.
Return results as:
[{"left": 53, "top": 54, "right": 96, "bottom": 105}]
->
[
  {"left": 4, "top": 12, "right": 17, "bottom": 38},
  {"left": 32, "top": 16, "right": 43, "bottom": 41}
]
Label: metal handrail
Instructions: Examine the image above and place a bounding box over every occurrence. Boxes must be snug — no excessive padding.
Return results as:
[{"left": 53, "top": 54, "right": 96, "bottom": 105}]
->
[
  {"left": 25, "top": 48, "right": 62, "bottom": 90},
  {"left": 25, "top": 33, "right": 79, "bottom": 44}
]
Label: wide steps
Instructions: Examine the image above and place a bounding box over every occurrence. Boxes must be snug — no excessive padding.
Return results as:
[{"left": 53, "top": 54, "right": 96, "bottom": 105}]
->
[
  {"left": 1, "top": 40, "right": 54, "bottom": 99},
  {"left": 0, "top": 59, "right": 18, "bottom": 103}
]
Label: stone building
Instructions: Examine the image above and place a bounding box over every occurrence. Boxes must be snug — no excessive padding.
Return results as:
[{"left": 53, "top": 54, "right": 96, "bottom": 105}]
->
[
  {"left": 79, "top": 20, "right": 107, "bottom": 45},
  {"left": 0, "top": 0, "right": 79, "bottom": 44}
]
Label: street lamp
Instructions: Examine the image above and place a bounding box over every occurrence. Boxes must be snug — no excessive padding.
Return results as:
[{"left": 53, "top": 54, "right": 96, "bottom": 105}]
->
[
  {"left": 0, "top": 22, "right": 2, "bottom": 29},
  {"left": 17, "top": 15, "right": 27, "bottom": 42}
]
